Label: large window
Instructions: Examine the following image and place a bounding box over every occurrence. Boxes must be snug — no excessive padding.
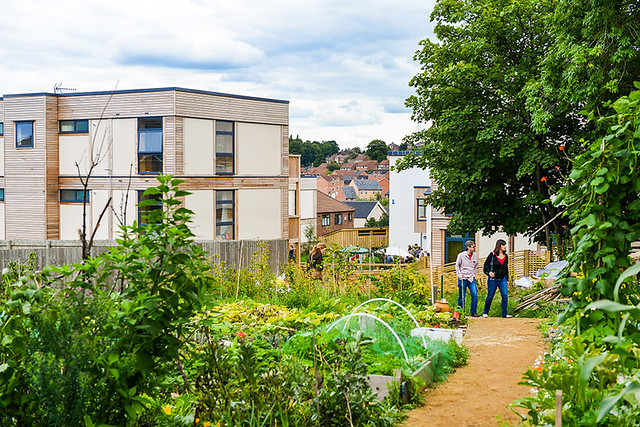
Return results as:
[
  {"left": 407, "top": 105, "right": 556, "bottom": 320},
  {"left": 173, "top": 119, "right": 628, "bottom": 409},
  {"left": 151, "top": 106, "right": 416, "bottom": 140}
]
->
[
  {"left": 215, "top": 121, "right": 234, "bottom": 174},
  {"left": 138, "top": 190, "right": 163, "bottom": 224},
  {"left": 16, "top": 121, "right": 34, "bottom": 148},
  {"left": 0, "top": 189, "right": 4, "bottom": 202},
  {"left": 322, "top": 215, "right": 330, "bottom": 226},
  {"left": 216, "top": 190, "right": 235, "bottom": 240},
  {"left": 0, "top": 122, "right": 4, "bottom": 136},
  {"left": 138, "top": 118, "right": 163, "bottom": 173},
  {"left": 417, "top": 199, "right": 427, "bottom": 220},
  {"left": 60, "top": 189, "right": 90, "bottom": 203},
  {"left": 60, "top": 119, "right": 89, "bottom": 134},
  {"left": 335, "top": 214, "right": 343, "bottom": 225}
]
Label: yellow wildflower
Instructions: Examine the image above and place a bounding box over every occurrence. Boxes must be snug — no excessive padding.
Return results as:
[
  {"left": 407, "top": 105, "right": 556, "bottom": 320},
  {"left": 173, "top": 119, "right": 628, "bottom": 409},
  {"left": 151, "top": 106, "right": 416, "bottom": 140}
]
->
[{"left": 162, "top": 405, "right": 171, "bottom": 415}]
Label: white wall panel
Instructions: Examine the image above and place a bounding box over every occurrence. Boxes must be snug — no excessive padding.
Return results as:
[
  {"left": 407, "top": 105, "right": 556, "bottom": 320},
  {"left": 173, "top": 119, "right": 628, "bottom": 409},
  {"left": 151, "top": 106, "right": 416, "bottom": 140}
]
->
[
  {"left": 185, "top": 190, "right": 214, "bottom": 239},
  {"left": 91, "top": 190, "right": 110, "bottom": 240},
  {"left": 0, "top": 203, "right": 5, "bottom": 239},
  {"left": 60, "top": 204, "right": 84, "bottom": 240},
  {"left": 0, "top": 137, "right": 4, "bottom": 176},
  {"left": 112, "top": 119, "right": 137, "bottom": 176},
  {"left": 111, "top": 188, "right": 137, "bottom": 237},
  {"left": 184, "top": 118, "right": 214, "bottom": 175},
  {"left": 237, "top": 188, "right": 281, "bottom": 239},
  {"left": 237, "top": 123, "right": 281, "bottom": 176},
  {"left": 59, "top": 135, "right": 91, "bottom": 175}
]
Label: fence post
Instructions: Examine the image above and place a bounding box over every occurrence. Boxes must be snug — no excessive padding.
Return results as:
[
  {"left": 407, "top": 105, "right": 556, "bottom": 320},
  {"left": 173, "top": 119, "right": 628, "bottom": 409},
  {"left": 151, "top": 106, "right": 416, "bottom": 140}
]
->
[{"left": 555, "top": 389, "right": 562, "bottom": 426}]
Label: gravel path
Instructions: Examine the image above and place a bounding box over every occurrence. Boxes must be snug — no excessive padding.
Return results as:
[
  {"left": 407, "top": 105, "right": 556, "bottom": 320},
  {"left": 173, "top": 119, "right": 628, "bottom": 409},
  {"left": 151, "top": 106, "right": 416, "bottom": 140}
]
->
[{"left": 404, "top": 317, "right": 546, "bottom": 426}]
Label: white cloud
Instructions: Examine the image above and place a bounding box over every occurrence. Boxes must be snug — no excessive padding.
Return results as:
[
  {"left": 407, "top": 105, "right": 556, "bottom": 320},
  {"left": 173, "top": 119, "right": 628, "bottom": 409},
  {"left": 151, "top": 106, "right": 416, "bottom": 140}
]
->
[{"left": 0, "top": 0, "right": 437, "bottom": 149}]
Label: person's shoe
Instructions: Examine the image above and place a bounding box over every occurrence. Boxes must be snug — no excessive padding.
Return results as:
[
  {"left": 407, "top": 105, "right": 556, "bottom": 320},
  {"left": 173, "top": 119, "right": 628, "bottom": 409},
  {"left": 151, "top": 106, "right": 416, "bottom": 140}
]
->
[
  {"left": 482, "top": 313, "right": 488, "bottom": 318},
  {"left": 470, "top": 313, "right": 479, "bottom": 318},
  {"left": 504, "top": 315, "right": 513, "bottom": 318}
]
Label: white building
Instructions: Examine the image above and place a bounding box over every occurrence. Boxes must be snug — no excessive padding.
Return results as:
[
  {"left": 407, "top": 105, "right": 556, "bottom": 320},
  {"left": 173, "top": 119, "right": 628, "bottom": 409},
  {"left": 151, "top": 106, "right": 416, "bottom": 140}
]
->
[
  {"left": 299, "top": 176, "right": 318, "bottom": 244},
  {"left": 388, "top": 152, "right": 432, "bottom": 252},
  {"left": 388, "top": 152, "right": 538, "bottom": 265}
]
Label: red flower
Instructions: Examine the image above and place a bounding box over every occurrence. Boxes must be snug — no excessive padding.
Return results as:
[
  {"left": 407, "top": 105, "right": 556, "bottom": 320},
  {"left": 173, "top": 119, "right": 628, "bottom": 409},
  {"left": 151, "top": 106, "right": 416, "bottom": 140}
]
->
[
  {"left": 554, "top": 166, "right": 560, "bottom": 171},
  {"left": 236, "top": 331, "right": 246, "bottom": 339},
  {"left": 540, "top": 176, "right": 547, "bottom": 182},
  {"left": 559, "top": 145, "right": 565, "bottom": 150}
]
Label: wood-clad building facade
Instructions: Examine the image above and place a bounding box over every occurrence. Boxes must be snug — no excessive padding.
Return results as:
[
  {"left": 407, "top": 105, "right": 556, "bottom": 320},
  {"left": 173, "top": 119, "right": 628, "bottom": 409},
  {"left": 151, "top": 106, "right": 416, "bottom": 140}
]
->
[{"left": 0, "top": 87, "right": 290, "bottom": 241}]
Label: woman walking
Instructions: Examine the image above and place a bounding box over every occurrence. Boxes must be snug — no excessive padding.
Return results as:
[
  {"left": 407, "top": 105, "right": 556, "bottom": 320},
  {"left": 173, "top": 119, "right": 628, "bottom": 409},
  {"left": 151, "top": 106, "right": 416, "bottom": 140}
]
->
[
  {"left": 308, "top": 243, "right": 327, "bottom": 280},
  {"left": 482, "top": 239, "right": 512, "bottom": 318}
]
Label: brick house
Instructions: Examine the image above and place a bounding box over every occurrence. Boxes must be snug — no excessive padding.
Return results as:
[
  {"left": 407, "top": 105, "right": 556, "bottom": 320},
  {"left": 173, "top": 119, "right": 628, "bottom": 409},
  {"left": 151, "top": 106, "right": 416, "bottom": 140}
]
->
[{"left": 317, "top": 191, "right": 354, "bottom": 235}]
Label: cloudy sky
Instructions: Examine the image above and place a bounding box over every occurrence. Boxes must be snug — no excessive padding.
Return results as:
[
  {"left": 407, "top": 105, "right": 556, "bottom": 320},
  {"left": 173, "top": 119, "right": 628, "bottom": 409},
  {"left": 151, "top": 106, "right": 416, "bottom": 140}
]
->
[{"left": 0, "top": 0, "right": 437, "bottom": 149}]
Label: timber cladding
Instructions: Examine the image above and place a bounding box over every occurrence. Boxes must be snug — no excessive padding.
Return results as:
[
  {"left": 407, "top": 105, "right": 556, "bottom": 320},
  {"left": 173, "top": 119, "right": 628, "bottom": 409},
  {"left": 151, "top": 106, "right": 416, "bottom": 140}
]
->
[
  {"left": 3, "top": 95, "right": 49, "bottom": 239},
  {"left": 1, "top": 87, "right": 290, "bottom": 241},
  {"left": 45, "top": 96, "right": 60, "bottom": 239}
]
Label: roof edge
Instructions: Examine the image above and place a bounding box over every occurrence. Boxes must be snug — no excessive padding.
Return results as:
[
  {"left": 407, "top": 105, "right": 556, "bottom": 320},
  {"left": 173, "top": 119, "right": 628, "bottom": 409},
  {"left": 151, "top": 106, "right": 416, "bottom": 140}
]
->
[{"left": 2, "top": 87, "right": 289, "bottom": 104}]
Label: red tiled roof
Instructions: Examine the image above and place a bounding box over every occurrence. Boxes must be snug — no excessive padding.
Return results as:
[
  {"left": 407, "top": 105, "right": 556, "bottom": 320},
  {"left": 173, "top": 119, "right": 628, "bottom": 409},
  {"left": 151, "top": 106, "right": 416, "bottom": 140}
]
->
[{"left": 317, "top": 191, "right": 356, "bottom": 213}]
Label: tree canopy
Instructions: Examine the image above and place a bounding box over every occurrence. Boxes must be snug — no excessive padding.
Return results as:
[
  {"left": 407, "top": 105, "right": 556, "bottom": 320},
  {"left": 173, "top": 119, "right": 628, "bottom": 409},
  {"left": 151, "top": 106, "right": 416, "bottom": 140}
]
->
[
  {"left": 365, "top": 139, "right": 389, "bottom": 162},
  {"left": 289, "top": 137, "right": 339, "bottom": 167},
  {"left": 399, "top": 0, "right": 640, "bottom": 246}
]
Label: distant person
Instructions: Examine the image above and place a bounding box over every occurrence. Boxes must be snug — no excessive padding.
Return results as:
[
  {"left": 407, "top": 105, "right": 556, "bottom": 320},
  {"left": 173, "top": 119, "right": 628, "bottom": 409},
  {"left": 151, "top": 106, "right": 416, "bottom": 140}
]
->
[
  {"left": 483, "top": 239, "right": 512, "bottom": 318},
  {"left": 455, "top": 240, "right": 479, "bottom": 317},
  {"left": 289, "top": 244, "right": 295, "bottom": 262},
  {"left": 308, "top": 243, "right": 327, "bottom": 280},
  {"left": 385, "top": 254, "right": 394, "bottom": 264}
]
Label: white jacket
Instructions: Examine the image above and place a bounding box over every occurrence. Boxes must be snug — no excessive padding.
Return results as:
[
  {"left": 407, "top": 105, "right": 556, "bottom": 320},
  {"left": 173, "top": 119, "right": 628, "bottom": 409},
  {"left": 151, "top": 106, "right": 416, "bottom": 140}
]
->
[{"left": 455, "top": 251, "right": 478, "bottom": 281}]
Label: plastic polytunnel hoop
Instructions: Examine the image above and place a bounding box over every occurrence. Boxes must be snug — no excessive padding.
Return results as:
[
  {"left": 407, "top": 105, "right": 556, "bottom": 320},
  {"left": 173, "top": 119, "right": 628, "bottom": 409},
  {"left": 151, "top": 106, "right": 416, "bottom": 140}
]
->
[
  {"left": 348, "top": 298, "right": 428, "bottom": 350},
  {"left": 326, "top": 312, "right": 410, "bottom": 364}
]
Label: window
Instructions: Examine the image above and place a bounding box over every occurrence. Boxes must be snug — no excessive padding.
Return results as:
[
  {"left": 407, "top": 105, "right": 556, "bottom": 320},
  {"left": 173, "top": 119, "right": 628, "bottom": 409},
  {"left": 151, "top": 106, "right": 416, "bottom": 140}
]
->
[
  {"left": 60, "top": 189, "right": 90, "bottom": 203},
  {"left": 0, "top": 122, "right": 4, "bottom": 136},
  {"left": 348, "top": 213, "right": 353, "bottom": 222},
  {"left": 138, "top": 190, "right": 163, "bottom": 225},
  {"left": 288, "top": 189, "right": 297, "bottom": 216},
  {"left": 59, "top": 119, "right": 89, "bottom": 134},
  {"left": 335, "top": 214, "right": 343, "bottom": 225},
  {"left": 215, "top": 121, "right": 234, "bottom": 174},
  {"left": 322, "top": 215, "right": 330, "bottom": 226},
  {"left": 0, "top": 189, "right": 4, "bottom": 201},
  {"left": 16, "top": 121, "right": 34, "bottom": 148},
  {"left": 138, "top": 117, "right": 163, "bottom": 173},
  {"left": 417, "top": 199, "right": 427, "bottom": 220},
  {"left": 216, "top": 190, "right": 235, "bottom": 240}
]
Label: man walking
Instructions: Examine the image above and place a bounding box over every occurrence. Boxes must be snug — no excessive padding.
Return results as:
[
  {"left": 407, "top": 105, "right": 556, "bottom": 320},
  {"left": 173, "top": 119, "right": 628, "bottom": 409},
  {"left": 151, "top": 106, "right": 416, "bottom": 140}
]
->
[{"left": 455, "top": 240, "right": 479, "bottom": 317}]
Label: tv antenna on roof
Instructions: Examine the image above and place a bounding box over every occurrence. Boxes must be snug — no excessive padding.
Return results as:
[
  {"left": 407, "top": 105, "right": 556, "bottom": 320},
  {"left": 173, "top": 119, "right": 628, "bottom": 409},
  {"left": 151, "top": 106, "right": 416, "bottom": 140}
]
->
[{"left": 53, "top": 82, "right": 76, "bottom": 94}]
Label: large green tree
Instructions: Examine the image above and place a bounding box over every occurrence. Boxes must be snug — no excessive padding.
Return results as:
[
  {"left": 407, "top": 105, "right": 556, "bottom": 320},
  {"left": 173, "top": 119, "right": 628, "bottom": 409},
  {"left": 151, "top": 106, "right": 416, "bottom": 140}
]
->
[
  {"left": 365, "top": 139, "right": 388, "bottom": 162},
  {"left": 289, "top": 136, "right": 339, "bottom": 167},
  {"left": 399, "top": 0, "right": 639, "bottom": 246}
]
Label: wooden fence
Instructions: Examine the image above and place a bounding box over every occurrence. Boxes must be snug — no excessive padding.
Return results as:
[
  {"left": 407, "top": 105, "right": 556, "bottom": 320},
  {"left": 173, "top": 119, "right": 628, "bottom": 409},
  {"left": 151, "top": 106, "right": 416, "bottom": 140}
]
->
[
  {"left": 321, "top": 227, "right": 389, "bottom": 249},
  {"left": 0, "top": 239, "right": 288, "bottom": 273}
]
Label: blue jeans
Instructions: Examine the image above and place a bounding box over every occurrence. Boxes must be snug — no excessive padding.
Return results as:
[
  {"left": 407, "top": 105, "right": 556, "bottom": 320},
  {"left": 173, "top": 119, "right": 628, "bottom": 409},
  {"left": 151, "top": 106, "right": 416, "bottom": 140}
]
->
[
  {"left": 458, "top": 278, "right": 478, "bottom": 315},
  {"left": 484, "top": 276, "right": 508, "bottom": 317}
]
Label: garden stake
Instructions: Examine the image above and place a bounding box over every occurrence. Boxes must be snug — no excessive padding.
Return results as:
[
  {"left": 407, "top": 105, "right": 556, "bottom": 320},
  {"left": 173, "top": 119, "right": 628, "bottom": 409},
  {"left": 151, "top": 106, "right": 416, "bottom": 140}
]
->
[
  {"left": 313, "top": 328, "right": 320, "bottom": 427},
  {"left": 555, "top": 389, "right": 562, "bottom": 426},
  {"left": 235, "top": 240, "right": 244, "bottom": 300}
]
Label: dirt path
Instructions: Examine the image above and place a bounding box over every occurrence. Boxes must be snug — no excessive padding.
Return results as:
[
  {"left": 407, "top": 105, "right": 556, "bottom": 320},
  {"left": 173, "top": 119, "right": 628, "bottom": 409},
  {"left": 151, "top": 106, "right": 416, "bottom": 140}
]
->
[{"left": 404, "top": 317, "right": 546, "bottom": 427}]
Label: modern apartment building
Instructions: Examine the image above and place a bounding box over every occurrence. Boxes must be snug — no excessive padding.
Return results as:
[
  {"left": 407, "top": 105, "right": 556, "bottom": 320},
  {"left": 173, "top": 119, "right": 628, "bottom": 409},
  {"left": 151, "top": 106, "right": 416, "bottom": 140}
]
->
[{"left": 0, "top": 87, "right": 290, "bottom": 241}]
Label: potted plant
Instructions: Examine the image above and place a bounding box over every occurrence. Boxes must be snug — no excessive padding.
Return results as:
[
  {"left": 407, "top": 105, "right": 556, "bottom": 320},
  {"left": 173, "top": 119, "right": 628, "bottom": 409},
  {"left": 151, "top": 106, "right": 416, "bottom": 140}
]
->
[{"left": 451, "top": 306, "right": 462, "bottom": 322}]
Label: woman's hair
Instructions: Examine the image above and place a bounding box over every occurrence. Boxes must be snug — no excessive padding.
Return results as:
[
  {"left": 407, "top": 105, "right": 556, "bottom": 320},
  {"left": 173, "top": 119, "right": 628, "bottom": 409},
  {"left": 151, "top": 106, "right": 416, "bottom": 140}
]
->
[
  {"left": 493, "top": 239, "right": 507, "bottom": 255},
  {"left": 310, "top": 243, "right": 327, "bottom": 255},
  {"left": 464, "top": 240, "right": 475, "bottom": 250}
]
